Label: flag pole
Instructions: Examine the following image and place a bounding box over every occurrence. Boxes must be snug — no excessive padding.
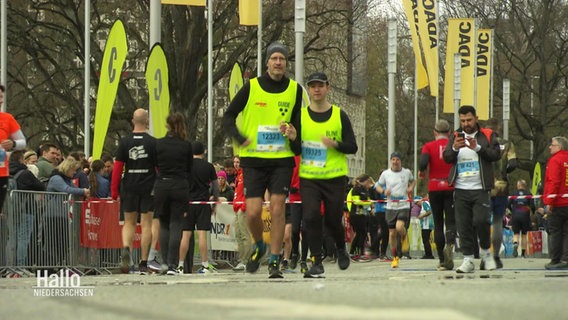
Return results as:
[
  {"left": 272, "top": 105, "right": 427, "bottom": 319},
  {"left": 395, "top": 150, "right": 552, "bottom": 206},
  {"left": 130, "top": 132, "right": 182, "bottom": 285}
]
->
[
  {"left": 84, "top": 0, "right": 91, "bottom": 157},
  {"left": 294, "top": 0, "right": 305, "bottom": 85},
  {"left": 0, "top": 0, "right": 6, "bottom": 112},
  {"left": 387, "top": 18, "right": 397, "bottom": 165},
  {"left": 207, "top": 0, "right": 213, "bottom": 162},
  {"left": 257, "top": 0, "right": 262, "bottom": 76}
]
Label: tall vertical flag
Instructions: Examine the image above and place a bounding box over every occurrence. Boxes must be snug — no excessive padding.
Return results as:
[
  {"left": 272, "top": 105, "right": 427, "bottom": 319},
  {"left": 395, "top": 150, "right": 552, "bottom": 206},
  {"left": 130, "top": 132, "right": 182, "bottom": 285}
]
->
[
  {"left": 531, "top": 162, "right": 541, "bottom": 195},
  {"left": 92, "top": 20, "right": 128, "bottom": 160},
  {"left": 239, "top": 0, "right": 259, "bottom": 25},
  {"left": 476, "top": 29, "right": 492, "bottom": 120},
  {"left": 161, "top": 0, "right": 205, "bottom": 5},
  {"left": 416, "top": 0, "right": 439, "bottom": 96},
  {"left": 229, "top": 63, "right": 244, "bottom": 154},
  {"left": 443, "top": 18, "right": 476, "bottom": 113},
  {"left": 146, "top": 43, "right": 170, "bottom": 138},
  {"left": 401, "top": 0, "right": 428, "bottom": 90}
]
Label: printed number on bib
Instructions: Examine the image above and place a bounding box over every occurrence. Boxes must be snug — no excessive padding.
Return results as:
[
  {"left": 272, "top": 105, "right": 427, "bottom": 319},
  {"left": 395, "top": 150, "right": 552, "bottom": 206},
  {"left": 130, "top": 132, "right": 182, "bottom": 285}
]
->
[
  {"left": 257, "top": 125, "right": 286, "bottom": 151},
  {"left": 301, "top": 141, "right": 327, "bottom": 167}
]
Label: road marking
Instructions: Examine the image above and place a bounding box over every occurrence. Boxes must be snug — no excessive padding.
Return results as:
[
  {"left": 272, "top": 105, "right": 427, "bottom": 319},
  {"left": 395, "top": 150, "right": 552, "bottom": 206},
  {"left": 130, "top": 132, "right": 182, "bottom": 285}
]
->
[{"left": 191, "top": 298, "right": 480, "bottom": 320}]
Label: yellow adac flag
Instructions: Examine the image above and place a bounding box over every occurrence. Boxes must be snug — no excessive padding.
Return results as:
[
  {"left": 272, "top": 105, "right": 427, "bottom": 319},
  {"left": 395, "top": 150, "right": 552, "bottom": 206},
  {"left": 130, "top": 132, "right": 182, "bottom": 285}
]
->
[
  {"left": 531, "top": 162, "right": 541, "bottom": 195},
  {"left": 476, "top": 29, "right": 492, "bottom": 120},
  {"left": 401, "top": 0, "right": 428, "bottom": 90},
  {"left": 145, "top": 43, "right": 170, "bottom": 139},
  {"left": 301, "top": 85, "right": 310, "bottom": 108},
  {"left": 92, "top": 20, "right": 128, "bottom": 160},
  {"left": 239, "top": 0, "right": 259, "bottom": 26},
  {"left": 229, "top": 63, "right": 244, "bottom": 155},
  {"left": 161, "top": 0, "right": 205, "bottom": 5},
  {"left": 443, "top": 18, "right": 475, "bottom": 113},
  {"left": 417, "top": 0, "right": 439, "bottom": 96}
]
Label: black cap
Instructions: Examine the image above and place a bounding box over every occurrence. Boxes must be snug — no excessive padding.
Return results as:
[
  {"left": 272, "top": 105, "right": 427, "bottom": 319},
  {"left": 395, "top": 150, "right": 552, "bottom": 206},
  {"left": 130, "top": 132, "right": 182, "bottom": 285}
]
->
[
  {"left": 390, "top": 152, "right": 402, "bottom": 160},
  {"left": 306, "top": 72, "right": 329, "bottom": 85},
  {"left": 192, "top": 141, "right": 205, "bottom": 155}
]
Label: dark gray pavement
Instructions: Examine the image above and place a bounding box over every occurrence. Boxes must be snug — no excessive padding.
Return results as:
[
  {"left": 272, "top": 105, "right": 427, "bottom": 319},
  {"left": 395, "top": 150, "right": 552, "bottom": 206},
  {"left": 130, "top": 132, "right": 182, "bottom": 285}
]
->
[{"left": 0, "top": 257, "right": 565, "bottom": 320}]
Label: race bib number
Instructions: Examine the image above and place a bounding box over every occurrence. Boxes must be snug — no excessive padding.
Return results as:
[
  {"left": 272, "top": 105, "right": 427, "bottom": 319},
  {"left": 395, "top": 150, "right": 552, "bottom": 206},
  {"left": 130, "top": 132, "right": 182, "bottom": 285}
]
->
[
  {"left": 301, "top": 141, "right": 327, "bottom": 167},
  {"left": 457, "top": 160, "right": 480, "bottom": 177},
  {"left": 256, "top": 125, "right": 285, "bottom": 151}
]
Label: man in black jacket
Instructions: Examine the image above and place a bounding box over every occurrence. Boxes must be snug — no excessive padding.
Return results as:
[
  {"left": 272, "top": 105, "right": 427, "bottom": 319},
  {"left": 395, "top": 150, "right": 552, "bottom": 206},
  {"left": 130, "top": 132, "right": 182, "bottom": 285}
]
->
[{"left": 443, "top": 106, "right": 501, "bottom": 273}]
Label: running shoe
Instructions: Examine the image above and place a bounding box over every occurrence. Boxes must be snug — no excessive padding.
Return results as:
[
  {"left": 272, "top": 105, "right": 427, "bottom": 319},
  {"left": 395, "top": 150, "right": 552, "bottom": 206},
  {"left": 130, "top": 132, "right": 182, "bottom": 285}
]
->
[
  {"left": 246, "top": 243, "right": 266, "bottom": 273},
  {"left": 391, "top": 256, "right": 400, "bottom": 268},
  {"left": 148, "top": 259, "right": 161, "bottom": 272},
  {"left": 232, "top": 262, "right": 246, "bottom": 271},
  {"left": 304, "top": 263, "right": 325, "bottom": 278},
  {"left": 120, "top": 248, "right": 130, "bottom": 274},
  {"left": 443, "top": 244, "right": 455, "bottom": 270},
  {"left": 545, "top": 261, "right": 568, "bottom": 270},
  {"left": 494, "top": 256, "right": 503, "bottom": 269},
  {"left": 337, "top": 249, "right": 350, "bottom": 270},
  {"left": 138, "top": 263, "right": 148, "bottom": 275},
  {"left": 481, "top": 252, "right": 496, "bottom": 271},
  {"left": 280, "top": 259, "right": 289, "bottom": 271},
  {"left": 289, "top": 254, "right": 298, "bottom": 270},
  {"left": 176, "top": 265, "right": 184, "bottom": 274},
  {"left": 198, "top": 264, "right": 218, "bottom": 274},
  {"left": 166, "top": 266, "right": 178, "bottom": 276},
  {"left": 268, "top": 260, "right": 283, "bottom": 279},
  {"left": 456, "top": 258, "right": 475, "bottom": 273},
  {"left": 300, "top": 261, "right": 308, "bottom": 274}
]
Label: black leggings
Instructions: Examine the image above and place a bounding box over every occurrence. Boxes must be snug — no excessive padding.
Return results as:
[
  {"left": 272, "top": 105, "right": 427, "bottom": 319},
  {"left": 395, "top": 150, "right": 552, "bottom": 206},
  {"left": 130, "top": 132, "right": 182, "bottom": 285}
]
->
[
  {"left": 429, "top": 190, "right": 456, "bottom": 262},
  {"left": 154, "top": 179, "right": 189, "bottom": 267},
  {"left": 300, "top": 178, "right": 347, "bottom": 260},
  {"left": 349, "top": 213, "right": 367, "bottom": 256},
  {"left": 290, "top": 202, "right": 309, "bottom": 261}
]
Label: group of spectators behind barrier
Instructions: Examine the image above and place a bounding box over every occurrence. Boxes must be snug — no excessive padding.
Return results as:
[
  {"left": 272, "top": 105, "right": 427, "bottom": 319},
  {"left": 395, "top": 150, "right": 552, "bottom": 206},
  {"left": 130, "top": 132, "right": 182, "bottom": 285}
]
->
[
  {"left": 0, "top": 190, "right": 238, "bottom": 276},
  {"left": 1, "top": 189, "right": 548, "bottom": 277}
]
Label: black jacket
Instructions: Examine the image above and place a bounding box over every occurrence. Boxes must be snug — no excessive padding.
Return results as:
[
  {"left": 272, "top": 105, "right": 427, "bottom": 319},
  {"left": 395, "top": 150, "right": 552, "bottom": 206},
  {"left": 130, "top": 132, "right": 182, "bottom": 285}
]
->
[
  {"left": 443, "top": 125, "right": 501, "bottom": 191},
  {"left": 9, "top": 162, "right": 46, "bottom": 191}
]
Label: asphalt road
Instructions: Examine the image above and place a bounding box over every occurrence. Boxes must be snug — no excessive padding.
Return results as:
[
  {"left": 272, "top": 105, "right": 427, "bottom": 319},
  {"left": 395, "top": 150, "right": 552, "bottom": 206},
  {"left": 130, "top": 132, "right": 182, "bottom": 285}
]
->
[{"left": 0, "top": 257, "right": 565, "bottom": 320}]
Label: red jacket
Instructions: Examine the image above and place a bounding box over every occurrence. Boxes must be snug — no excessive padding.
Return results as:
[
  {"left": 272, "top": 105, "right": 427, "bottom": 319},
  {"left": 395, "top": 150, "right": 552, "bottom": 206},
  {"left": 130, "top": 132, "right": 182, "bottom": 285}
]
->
[
  {"left": 233, "top": 168, "right": 246, "bottom": 212},
  {"left": 289, "top": 155, "right": 301, "bottom": 202},
  {"left": 543, "top": 150, "right": 568, "bottom": 207}
]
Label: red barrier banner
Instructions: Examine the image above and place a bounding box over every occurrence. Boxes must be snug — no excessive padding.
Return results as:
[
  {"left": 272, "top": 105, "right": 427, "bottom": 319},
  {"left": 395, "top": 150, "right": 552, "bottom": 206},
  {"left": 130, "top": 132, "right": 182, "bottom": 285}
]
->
[
  {"left": 527, "top": 231, "right": 543, "bottom": 255},
  {"left": 80, "top": 199, "right": 142, "bottom": 249}
]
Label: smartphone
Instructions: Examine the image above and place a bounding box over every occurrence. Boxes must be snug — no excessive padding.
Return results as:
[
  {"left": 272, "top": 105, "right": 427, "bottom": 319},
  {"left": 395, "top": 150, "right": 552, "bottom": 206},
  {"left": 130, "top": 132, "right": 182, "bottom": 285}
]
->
[{"left": 456, "top": 132, "right": 465, "bottom": 139}]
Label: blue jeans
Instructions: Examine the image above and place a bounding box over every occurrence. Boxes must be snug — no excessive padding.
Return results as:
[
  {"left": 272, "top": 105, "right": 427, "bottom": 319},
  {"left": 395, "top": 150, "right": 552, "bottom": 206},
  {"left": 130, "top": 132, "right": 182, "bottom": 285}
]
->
[{"left": 16, "top": 214, "right": 34, "bottom": 265}]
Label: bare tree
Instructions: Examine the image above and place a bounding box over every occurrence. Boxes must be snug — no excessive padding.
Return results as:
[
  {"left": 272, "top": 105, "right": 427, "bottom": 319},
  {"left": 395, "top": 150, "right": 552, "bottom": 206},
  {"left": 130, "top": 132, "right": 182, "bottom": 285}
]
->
[
  {"left": 5, "top": 0, "right": 364, "bottom": 160},
  {"left": 440, "top": 0, "right": 568, "bottom": 175}
]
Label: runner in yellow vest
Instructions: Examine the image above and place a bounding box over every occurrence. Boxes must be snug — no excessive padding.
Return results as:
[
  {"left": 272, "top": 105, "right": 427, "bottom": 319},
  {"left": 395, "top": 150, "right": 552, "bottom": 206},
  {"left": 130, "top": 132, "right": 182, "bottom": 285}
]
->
[
  {"left": 223, "top": 42, "right": 303, "bottom": 279},
  {"left": 281, "top": 72, "right": 358, "bottom": 278}
]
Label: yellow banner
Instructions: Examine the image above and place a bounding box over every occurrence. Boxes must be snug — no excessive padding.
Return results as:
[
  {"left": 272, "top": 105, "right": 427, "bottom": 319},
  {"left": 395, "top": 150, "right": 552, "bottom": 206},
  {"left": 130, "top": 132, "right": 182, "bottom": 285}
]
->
[
  {"left": 239, "top": 0, "right": 259, "bottom": 26},
  {"left": 92, "top": 20, "right": 128, "bottom": 160},
  {"left": 401, "top": 0, "right": 428, "bottom": 90},
  {"left": 416, "top": 0, "right": 439, "bottom": 96},
  {"left": 443, "top": 18, "right": 475, "bottom": 113},
  {"left": 161, "top": 0, "right": 205, "bottom": 5},
  {"left": 476, "top": 29, "right": 492, "bottom": 120},
  {"left": 229, "top": 63, "right": 244, "bottom": 154},
  {"left": 531, "top": 162, "right": 541, "bottom": 195},
  {"left": 146, "top": 43, "right": 170, "bottom": 139}
]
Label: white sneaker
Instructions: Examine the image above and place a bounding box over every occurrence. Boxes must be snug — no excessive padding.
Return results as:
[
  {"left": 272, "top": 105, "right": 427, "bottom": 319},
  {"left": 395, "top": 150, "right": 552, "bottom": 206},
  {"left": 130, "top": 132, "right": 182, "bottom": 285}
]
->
[
  {"left": 232, "top": 262, "right": 246, "bottom": 271},
  {"left": 456, "top": 258, "right": 475, "bottom": 273},
  {"left": 481, "top": 252, "right": 497, "bottom": 271}
]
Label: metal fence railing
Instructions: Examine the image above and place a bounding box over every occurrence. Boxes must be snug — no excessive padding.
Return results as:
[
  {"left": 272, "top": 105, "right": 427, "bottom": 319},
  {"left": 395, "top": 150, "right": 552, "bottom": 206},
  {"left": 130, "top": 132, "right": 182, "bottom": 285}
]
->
[{"left": 0, "top": 190, "right": 239, "bottom": 277}]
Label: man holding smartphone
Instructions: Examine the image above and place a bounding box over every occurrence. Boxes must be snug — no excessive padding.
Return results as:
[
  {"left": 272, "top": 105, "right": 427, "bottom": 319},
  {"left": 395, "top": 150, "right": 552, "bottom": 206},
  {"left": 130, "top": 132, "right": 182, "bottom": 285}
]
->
[{"left": 443, "top": 106, "right": 501, "bottom": 273}]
